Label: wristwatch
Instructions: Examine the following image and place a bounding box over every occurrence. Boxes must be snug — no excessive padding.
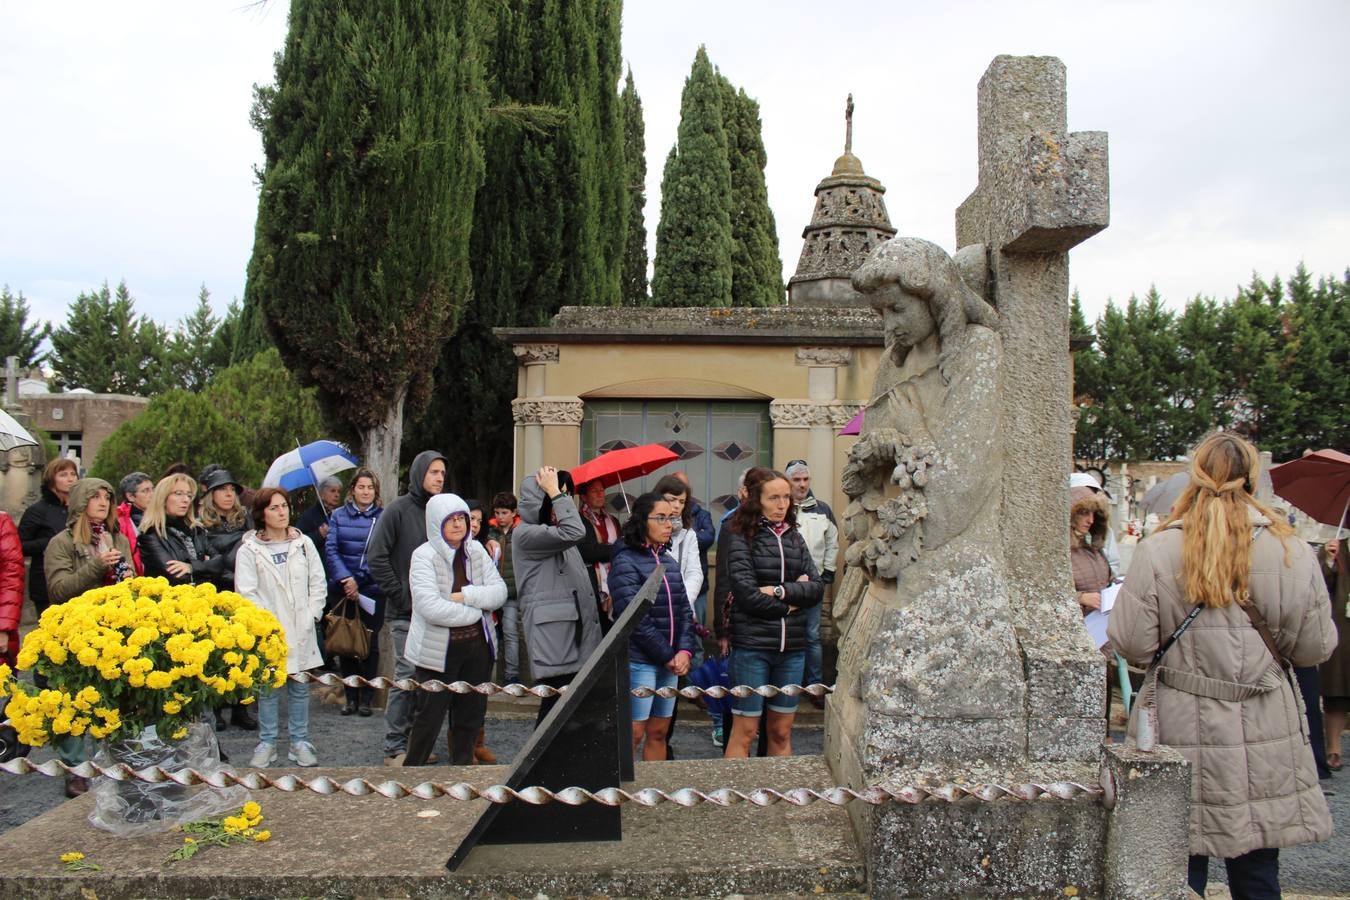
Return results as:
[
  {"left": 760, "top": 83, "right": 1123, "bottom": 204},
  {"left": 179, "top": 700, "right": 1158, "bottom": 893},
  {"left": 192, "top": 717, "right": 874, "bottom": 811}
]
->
[{"left": 773, "top": 585, "right": 785, "bottom": 600}]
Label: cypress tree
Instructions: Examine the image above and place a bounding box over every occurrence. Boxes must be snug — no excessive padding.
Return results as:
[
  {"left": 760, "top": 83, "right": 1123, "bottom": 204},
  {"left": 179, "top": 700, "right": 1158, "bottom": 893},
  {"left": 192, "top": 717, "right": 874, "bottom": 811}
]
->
[
  {"left": 651, "top": 46, "right": 733, "bottom": 307},
  {"left": 620, "top": 68, "right": 649, "bottom": 304},
  {"left": 0, "top": 286, "right": 49, "bottom": 368},
  {"left": 406, "top": 0, "right": 626, "bottom": 498},
  {"left": 720, "top": 78, "right": 783, "bottom": 306},
  {"left": 244, "top": 0, "right": 489, "bottom": 491}
]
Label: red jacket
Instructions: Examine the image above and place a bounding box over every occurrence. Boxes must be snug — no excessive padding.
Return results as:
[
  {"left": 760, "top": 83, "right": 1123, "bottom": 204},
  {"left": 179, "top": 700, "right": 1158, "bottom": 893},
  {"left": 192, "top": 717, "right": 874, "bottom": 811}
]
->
[
  {"left": 0, "top": 512, "right": 24, "bottom": 665},
  {"left": 116, "top": 501, "right": 145, "bottom": 576}
]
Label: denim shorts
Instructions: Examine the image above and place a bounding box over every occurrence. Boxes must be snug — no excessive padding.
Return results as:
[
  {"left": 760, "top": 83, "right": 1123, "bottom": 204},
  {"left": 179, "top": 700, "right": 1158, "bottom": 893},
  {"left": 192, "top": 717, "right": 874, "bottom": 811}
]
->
[
  {"left": 728, "top": 648, "right": 805, "bottom": 717},
  {"left": 629, "top": 660, "right": 678, "bottom": 721}
]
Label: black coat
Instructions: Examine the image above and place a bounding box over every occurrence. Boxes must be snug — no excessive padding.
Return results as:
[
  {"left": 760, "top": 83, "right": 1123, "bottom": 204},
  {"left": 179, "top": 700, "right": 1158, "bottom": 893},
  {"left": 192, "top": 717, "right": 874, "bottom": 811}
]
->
[
  {"left": 138, "top": 519, "right": 228, "bottom": 588},
  {"left": 723, "top": 521, "right": 822, "bottom": 653},
  {"left": 18, "top": 488, "right": 67, "bottom": 612},
  {"left": 203, "top": 514, "right": 252, "bottom": 591}
]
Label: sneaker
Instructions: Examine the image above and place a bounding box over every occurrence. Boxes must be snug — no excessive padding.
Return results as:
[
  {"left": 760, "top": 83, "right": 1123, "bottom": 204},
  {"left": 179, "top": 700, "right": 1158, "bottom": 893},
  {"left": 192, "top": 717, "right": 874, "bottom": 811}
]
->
[
  {"left": 250, "top": 742, "right": 277, "bottom": 768},
  {"left": 288, "top": 742, "right": 319, "bottom": 767},
  {"left": 711, "top": 726, "right": 724, "bottom": 749}
]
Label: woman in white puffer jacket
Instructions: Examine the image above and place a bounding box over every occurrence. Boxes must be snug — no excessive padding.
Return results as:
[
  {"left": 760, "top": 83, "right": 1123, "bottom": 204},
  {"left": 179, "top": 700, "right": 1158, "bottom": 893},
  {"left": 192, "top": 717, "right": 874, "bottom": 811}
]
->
[{"left": 403, "top": 493, "right": 505, "bottom": 766}]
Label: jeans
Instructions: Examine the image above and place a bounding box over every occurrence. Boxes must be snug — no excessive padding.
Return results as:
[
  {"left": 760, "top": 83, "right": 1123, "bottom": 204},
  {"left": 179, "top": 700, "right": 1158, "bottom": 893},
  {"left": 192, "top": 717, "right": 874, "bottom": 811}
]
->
[
  {"left": 629, "top": 660, "right": 678, "bottom": 721},
  {"left": 803, "top": 603, "right": 822, "bottom": 687},
  {"left": 500, "top": 599, "right": 522, "bottom": 683},
  {"left": 258, "top": 679, "right": 310, "bottom": 746},
  {"left": 383, "top": 618, "right": 414, "bottom": 756},
  {"left": 728, "top": 648, "right": 806, "bottom": 717},
  {"left": 1188, "top": 848, "right": 1280, "bottom": 899}
]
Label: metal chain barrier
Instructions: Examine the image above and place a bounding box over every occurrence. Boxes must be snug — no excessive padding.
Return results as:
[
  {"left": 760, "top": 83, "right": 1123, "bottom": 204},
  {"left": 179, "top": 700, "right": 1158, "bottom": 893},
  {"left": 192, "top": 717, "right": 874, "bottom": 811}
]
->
[
  {"left": 0, "top": 757, "right": 1102, "bottom": 806},
  {"left": 288, "top": 672, "right": 835, "bottom": 699}
]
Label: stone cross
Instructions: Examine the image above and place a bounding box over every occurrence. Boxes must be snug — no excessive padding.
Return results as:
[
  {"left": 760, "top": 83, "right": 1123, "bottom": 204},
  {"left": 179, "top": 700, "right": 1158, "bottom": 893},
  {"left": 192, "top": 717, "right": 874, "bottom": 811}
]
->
[
  {"left": 955, "top": 55, "right": 1110, "bottom": 759},
  {"left": 844, "top": 93, "right": 854, "bottom": 154}
]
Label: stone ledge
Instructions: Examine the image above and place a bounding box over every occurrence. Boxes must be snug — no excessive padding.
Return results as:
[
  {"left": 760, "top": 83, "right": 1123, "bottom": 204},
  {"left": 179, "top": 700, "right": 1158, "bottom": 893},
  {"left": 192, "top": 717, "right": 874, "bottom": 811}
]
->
[{"left": 0, "top": 756, "right": 864, "bottom": 899}]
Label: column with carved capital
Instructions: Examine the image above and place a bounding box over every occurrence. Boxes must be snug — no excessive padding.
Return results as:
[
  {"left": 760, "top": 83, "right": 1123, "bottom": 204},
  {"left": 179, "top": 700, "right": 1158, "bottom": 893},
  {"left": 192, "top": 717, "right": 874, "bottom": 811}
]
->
[
  {"left": 511, "top": 397, "right": 584, "bottom": 475},
  {"left": 793, "top": 347, "right": 855, "bottom": 511},
  {"left": 510, "top": 344, "right": 562, "bottom": 482}
]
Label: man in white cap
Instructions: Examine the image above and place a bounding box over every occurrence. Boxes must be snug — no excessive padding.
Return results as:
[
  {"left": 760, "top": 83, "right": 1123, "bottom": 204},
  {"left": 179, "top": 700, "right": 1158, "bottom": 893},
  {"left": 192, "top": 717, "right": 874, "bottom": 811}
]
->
[{"left": 1070, "top": 471, "right": 1121, "bottom": 578}]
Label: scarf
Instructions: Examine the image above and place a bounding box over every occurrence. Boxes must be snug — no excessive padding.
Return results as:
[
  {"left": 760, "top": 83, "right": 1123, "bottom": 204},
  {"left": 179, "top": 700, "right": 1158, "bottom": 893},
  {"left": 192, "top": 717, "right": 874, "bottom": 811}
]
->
[{"left": 90, "top": 520, "right": 131, "bottom": 584}]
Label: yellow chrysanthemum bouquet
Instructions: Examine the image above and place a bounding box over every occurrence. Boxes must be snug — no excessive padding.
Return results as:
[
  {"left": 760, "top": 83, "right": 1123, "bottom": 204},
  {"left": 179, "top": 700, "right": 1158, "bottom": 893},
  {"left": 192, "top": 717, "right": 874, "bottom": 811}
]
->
[{"left": 0, "top": 577, "right": 288, "bottom": 748}]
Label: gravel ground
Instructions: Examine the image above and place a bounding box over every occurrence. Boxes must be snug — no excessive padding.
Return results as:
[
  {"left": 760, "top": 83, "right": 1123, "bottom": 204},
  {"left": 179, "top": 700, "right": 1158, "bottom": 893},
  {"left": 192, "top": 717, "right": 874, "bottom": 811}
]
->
[{"left": 2, "top": 694, "right": 1345, "bottom": 895}]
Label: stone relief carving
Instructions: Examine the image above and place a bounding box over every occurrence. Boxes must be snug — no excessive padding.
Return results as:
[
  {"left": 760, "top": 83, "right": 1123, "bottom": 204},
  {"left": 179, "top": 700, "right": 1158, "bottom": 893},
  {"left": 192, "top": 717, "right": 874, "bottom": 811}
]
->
[
  {"left": 510, "top": 397, "right": 583, "bottom": 426},
  {"left": 794, "top": 347, "right": 852, "bottom": 367},
  {"left": 768, "top": 400, "right": 862, "bottom": 429},
  {"left": 511, "top": 343, "right": 560, "bottom": 365}
]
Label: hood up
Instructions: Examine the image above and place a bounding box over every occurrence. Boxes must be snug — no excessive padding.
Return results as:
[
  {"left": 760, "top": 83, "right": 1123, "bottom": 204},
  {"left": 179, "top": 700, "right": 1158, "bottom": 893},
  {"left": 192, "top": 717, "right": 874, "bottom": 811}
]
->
[
  {"left": 1070, "top": 485, "right": 1110, "bottom": 545},
  {"left": 406, "top": 450, "right": 446, "bottom": 505},
  {"left": 517, "top": 475, "right": 547, "bottom": 525},
  {"left": 67, "top": 477, "right": 114, "bottom": 526},
  {"left": 424, "top": 492, "right": 471, "bottom": 568}
]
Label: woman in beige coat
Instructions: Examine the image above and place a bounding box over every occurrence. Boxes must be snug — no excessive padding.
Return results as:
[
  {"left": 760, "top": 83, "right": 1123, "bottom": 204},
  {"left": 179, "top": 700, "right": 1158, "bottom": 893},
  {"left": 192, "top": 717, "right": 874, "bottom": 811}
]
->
[{"left": 1109, "top": 433, "right": 1335, "bottom": 899}]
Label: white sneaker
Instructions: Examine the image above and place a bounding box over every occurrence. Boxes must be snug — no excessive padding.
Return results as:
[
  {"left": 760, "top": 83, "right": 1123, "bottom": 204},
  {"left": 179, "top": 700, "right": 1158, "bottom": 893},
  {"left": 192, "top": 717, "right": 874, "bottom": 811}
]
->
[
  {"left": 288, "top": 741, "right": 319, "bottom": 767},
  {"left": 249, "top": 742, "right": 277, "bottom": 768}
]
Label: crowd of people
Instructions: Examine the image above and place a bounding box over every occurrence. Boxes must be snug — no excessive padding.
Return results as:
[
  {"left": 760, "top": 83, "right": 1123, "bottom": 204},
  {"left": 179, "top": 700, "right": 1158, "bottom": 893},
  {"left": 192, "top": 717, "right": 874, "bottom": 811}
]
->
[{"left": 0, "top": 451, "right": 841, "bottom": 790}]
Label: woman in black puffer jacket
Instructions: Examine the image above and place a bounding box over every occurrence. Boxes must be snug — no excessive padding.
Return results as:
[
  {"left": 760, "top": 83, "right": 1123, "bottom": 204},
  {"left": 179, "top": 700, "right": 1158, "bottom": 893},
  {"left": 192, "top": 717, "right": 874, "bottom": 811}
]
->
[{"left": 722, "top": 466, "right": 822, "bottom": 758}]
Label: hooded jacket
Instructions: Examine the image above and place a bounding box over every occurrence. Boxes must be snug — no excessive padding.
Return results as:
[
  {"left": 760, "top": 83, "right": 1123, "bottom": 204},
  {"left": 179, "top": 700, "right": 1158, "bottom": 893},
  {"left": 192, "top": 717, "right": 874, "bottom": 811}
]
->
[
  {"left": 1070, "top": 485, "right": 1112, "bottom": 598},
  {"left": 1108, "top": 509, "right": 1335, "bottom": 858},
  {"left": 404, "top": 494, "right": 506, "bottom": 671},
  {"left": 43, "top": 478, "right": 134, "bottom": 606},
  {"left": 512, "top": 475, "right": 602, "bottom": 679},
  {"left": 235, "top": 526, "right": 327, "bottom": 673},
  {"left": 368, "top": 450, "right": 445, "bottom": 622},
  {"left": 794, "top": 492, "right": 838, "bottom": 581},
  {"left": 608, "top": 538, "right": 698, "bottom": 666}
]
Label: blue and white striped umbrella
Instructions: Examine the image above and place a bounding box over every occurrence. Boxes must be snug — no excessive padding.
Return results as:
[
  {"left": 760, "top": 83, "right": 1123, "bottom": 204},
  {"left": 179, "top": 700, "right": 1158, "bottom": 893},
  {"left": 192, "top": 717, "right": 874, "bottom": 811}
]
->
[{"left": 262, "top": 440, "right": 360, "bottom": 491}]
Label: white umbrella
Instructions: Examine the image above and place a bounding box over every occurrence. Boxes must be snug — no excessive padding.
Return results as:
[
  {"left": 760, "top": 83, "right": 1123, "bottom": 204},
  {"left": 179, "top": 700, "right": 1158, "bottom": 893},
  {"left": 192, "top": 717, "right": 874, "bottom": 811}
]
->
[
  {"left": 262, "top": 440, "right": 359, "bottom": 491},
  {"left": 0, "top": 408, "right": 39, "bottom": 452}
]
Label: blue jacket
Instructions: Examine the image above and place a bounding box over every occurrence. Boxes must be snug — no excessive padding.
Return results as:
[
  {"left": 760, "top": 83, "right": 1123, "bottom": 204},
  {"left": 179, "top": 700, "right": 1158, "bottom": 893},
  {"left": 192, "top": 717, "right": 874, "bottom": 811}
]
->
[
  {"left": 608, "top": 539, "right": 699, "bottom": 666},
  {"left": 324, "top": 501, "right": 384, "bottom": 599},
  {"left": 689, "top": 501, "right": 716, "bottom": 592}
]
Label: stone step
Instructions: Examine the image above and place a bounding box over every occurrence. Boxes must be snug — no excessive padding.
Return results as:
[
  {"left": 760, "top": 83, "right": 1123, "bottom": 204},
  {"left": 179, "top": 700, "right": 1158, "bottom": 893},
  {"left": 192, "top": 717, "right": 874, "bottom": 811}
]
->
[{"left": 0, "top": 755, "right": 864, "bottom": 898}]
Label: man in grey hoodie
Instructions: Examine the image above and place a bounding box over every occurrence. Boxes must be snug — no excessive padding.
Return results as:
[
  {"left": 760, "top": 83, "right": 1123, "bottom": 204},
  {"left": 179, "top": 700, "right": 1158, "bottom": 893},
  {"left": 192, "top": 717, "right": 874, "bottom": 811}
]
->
[
  {"left": 369, "top": 450, "right": 445, "bottom": 764},
  {"left": 513, "top": 466, "right": 603, "bottom": 724}
]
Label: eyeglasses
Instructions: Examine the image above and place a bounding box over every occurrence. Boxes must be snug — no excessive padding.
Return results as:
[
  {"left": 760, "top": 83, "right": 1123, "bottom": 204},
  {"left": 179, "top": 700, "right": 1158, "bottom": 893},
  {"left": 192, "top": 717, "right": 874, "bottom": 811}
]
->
[
  {"left": 170, "top": 490, "right": 193, "bottom": 499},
  {"left": 647, "top": 515, "right": 680, "bottom": 525}
]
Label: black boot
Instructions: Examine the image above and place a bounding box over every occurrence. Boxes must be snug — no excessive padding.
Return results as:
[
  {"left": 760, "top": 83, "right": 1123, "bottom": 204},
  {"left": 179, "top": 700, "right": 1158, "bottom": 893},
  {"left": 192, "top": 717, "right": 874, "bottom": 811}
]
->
[
  {"left": 342, "top": 687, "right": 358, "bottom": 716},
  {"left": 358, "top": 687, "right": 373, "bottom": 717},
  {"left": 231, "top": 703, "right": 259, "bottom": 731},
  {"left": 214, "top": 709, "right": 229, "bottom": 731}
]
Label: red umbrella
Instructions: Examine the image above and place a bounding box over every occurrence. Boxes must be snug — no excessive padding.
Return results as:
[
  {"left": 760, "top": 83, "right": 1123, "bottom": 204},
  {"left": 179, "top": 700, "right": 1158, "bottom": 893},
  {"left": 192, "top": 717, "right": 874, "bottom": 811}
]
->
[
  {"left": 1270, "top": 449, "right": 1350, "bottom": 532},
  {"left": 569, "top": 443, "right": 679, "bottom": 490}
]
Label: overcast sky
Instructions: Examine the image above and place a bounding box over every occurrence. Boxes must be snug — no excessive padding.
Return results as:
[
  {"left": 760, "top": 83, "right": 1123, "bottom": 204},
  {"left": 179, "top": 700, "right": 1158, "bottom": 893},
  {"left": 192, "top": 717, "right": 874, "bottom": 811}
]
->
[{"left": 3, "top": 1, "right": 1347, "bottom": 332}]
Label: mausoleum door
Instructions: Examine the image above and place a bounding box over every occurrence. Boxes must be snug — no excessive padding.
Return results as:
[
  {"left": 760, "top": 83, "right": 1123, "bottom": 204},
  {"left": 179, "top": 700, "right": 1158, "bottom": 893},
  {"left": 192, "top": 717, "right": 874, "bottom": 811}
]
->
[{"left": 580, "top": 400, "right": 770, "bottom": 521}]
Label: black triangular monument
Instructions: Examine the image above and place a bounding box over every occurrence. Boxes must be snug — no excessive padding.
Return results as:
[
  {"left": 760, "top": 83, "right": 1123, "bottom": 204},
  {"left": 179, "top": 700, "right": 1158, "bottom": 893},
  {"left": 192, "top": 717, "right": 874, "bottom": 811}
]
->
[{"left": 447, "top": 568, "right": 662, "bottom": 870}]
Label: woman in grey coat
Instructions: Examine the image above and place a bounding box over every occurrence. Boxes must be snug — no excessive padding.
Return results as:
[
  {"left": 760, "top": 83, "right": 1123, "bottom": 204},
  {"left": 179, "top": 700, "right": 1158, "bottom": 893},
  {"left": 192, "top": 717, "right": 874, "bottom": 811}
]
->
[{"left": 512, "top": 466, "right": 603, "bottom": 723}]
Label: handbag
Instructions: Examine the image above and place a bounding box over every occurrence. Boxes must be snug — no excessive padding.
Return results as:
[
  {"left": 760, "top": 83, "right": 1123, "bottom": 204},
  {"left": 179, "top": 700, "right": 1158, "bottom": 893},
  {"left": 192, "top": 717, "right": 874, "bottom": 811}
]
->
[{"left": 324, "top": 596, "right": 373, "bottom": 660}]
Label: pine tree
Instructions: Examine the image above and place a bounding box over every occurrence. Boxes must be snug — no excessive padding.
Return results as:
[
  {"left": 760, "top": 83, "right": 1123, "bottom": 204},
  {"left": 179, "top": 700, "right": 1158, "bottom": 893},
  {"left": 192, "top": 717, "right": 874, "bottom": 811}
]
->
[
  {"left": 1069, "top": 291, "right": 1107, "bottom": 458},
  {"left": 719, "top": 78, "right": 782, "bottom": 306},
  {"left": 166, "top": 285, "right": 223, "bottom": 392},
  {"left": 620, "top": 68, "right": 649, "bottom": 304},
  {"left": 651, "top": 46, "right": 733, "bottom": 307},
  {"left": 48, "top": 281, "right": 172, "bottom": 395},
  {"left": 0, "top": 286, "right": 49, "bottom": 368},
  {"left": 244, "top": 0, "right": 489, "bottom": 492}
]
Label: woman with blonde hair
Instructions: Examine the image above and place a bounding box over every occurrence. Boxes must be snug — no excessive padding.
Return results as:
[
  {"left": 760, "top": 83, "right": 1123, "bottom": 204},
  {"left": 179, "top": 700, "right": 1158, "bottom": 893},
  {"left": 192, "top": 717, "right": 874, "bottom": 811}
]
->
[
  {"left": 138, "top": 474, "right": 228, "bottom": 587},
  {"left": 1109, "top": 433, "right": 1335, "bottom": 898}
]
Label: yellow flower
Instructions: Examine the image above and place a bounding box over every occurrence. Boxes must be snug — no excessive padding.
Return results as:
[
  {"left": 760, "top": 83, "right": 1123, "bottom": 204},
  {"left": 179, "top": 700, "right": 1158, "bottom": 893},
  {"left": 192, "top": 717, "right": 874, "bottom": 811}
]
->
[
  {"left": 184, "top": 837, "right": 195, "bottom": 844},
  {"left": 252, "top": 830, "right": 271, "bottom": 843},
  {"left": 170, "top": 727, "right": 187, "bottom": 740},
  {"left": 223, "top": 815, "right": 248, "bottom": 834},
  {"left": 162, "top": 701, "right": 182, "bottom": 715},
  {"left": 60, "top": 852, "right": 84, "bottom": 863},
  {"left": 242, "top": 801, "right": 261, "bottom": 819}
]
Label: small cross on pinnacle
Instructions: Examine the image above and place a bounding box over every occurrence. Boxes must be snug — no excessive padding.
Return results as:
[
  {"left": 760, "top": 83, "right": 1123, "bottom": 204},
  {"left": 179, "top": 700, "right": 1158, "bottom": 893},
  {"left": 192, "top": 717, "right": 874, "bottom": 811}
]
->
[{"left": 845, "top": 94, "right": 854, "bottom": 154}]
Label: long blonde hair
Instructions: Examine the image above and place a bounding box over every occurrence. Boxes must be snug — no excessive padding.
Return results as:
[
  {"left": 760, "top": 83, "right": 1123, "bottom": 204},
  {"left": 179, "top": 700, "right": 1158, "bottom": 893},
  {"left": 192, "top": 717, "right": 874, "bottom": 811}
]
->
[
  {"left": 201, "top": 486, "right": 247, "bottom": 530},
  {"left": 1163, "top": 433, "right": 1292, "bottom": 607},
  {"left": 140, "top": 474, "right": 202, "bottom": 537}
]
